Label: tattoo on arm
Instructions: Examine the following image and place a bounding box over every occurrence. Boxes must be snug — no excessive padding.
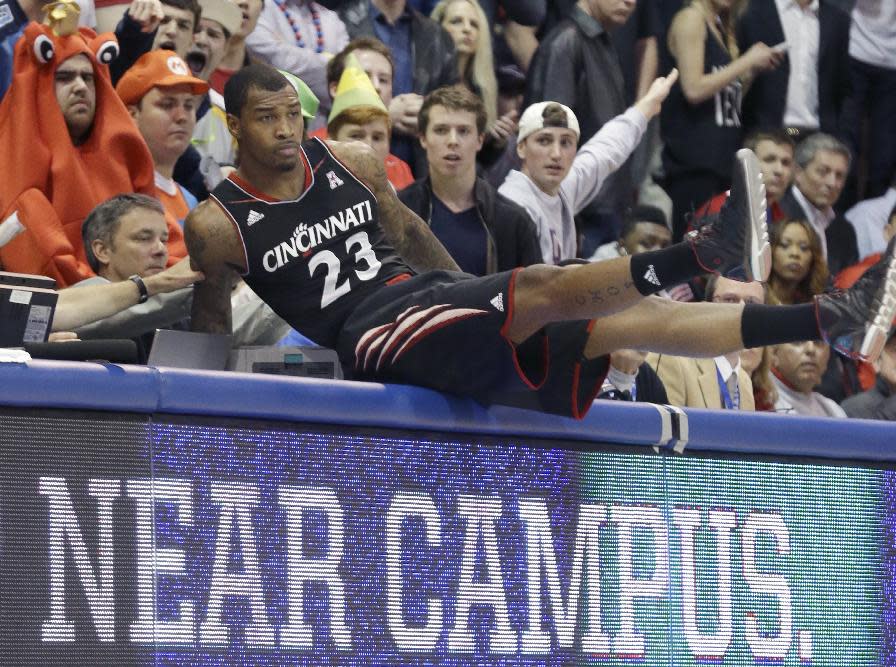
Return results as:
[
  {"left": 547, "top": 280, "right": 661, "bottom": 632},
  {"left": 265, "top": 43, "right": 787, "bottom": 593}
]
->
[
  {"left": 185, "top": 204, "right": 235, "bottom": 334},
  {"left": 339, "top": 142, "right": 461, "bottom": 273}
]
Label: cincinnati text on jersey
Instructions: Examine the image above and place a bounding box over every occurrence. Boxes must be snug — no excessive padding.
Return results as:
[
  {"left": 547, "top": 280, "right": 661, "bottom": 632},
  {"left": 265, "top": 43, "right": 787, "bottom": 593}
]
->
[{"left": 263, "top": 199, "right": 375, "bottom": 273}]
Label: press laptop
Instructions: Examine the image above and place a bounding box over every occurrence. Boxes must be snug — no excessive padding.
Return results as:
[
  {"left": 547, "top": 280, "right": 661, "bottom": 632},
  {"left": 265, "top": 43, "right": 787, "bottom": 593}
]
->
[{"left": 146, "top": 329, "right": 232, "bottom": 371}]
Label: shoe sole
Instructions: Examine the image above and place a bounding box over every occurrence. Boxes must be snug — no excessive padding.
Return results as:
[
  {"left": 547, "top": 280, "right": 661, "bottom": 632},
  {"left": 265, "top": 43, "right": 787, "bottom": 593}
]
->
[
  {"left": 735, "top": 148, "right": 771, "bottom": 282},
  {"left": 859, "top": 250, "right": 896, "bottom": 363}
]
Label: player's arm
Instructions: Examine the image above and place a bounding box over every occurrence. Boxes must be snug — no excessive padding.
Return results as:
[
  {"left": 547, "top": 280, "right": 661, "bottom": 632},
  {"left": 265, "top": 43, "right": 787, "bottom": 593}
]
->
[
  {"left": 329, "top": 140, "right": 461, "bottom": 273},
  {"left": 184, "top": 200, "right": 243, "bottom": 334}
]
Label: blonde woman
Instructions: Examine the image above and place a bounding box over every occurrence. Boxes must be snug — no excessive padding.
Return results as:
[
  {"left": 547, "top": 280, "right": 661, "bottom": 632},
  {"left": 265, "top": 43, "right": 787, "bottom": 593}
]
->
[
  {"left": 661, "top": 0, "right": 784, "bottom": 241},
  {"left": 431, "top": 0, "right": 516, "bottom": 150}
]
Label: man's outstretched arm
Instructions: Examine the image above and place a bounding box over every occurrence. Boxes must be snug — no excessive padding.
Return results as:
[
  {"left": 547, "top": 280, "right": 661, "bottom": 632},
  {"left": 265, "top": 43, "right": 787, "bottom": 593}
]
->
[
  {"left": 329, "top": 140, "right": 461, "bottom": 273},
  {"left": 185, "top": 200, "right": 241, "bottom": 334},
  {"left": 53, "top": 257, "right": 203, "bottom": 332}
]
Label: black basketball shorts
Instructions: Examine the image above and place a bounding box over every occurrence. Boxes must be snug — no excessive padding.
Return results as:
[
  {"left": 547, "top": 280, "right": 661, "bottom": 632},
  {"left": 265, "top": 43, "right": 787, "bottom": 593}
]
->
[{"left": 338, "top": 269, "right": 609, "bottom": 419}]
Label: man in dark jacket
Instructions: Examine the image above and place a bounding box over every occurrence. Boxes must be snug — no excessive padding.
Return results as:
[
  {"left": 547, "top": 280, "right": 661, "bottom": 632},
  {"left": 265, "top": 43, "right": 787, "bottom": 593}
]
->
[
  {"left": 737, "top": 0, "right": 850, "bottom": 139},
  {"left": 778, "top": 132, "right": 858, "bottom": 276},
  {"left": 399, "top": 85, "right": 541, "bottom": 275},
  {"left": 337, "top": 0, "right": 458, "bottom": 176}
]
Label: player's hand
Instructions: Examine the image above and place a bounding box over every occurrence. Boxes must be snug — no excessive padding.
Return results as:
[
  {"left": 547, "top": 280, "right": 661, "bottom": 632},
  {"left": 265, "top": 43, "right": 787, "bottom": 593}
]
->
[
  {"left": 144, "top": 257, "right": 205, "bottom": 296},
  {"left": 488, "top": 110, "right": 518, "bottom": 145},
  {"left": 389, "top": 93, "right": 424, "bottom": 135},
  {"left": 127, "top": 0, "right": 165, "bottom": 33},
  {"left": 634, "top": 68, "right": 679, "bottom": 120}
]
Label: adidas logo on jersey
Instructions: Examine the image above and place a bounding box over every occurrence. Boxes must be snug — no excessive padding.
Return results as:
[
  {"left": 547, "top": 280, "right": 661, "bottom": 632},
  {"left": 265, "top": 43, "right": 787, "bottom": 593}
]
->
[
  {"left": 490, "top": 293, "right": 504, "bottom": 312},
  {"left": 644, "top": 265, "right": 661, "bottom": 286},
  {"left": 247, "top": 210, "right": 265, "bottom": 226},
  {"left": 327, "top": 170, "right": 344, "bottom": 190}
]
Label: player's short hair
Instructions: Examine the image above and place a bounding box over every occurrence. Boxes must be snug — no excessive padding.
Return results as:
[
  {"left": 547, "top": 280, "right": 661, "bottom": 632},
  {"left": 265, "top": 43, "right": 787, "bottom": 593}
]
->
[
  {"left": 794, "top": 132, "right": 851, "bottom": 169},
  {"left": 328, "top": 105, "right": 391, "bottom": 138},
  {"left": 619, "top": 205, "right": 669, "bottom": 238},
  {"left": 743, "top": 128, "right": 794, "bottom": 153},
  {"left": 419, "top": 85, "right": 487, "bottom": 135},
  {"left": 224, "top": 64, "right": 291, "bottom": 119},
  {"left": 327, "top": 37, "right": 394, "bottom": 87},
  {"left": 161, "top": 0, "right": 201, "bottom": 31},
  {"left": 82, "top": 194, "right": 164, "bottom": 274}
]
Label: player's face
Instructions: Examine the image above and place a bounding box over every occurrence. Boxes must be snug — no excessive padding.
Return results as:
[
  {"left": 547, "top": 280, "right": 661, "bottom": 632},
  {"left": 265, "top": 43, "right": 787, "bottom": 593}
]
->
[
  {"left": 754, "top": 139, "right": 794, "bottom": 202},
  {"left": 794, "top": 149, "right": 848, "bottom": 210},
  {"left": 518, "top": 127, "right": 578, "bottom": 196},
  {"left": 333, "top": 118, "right": 391, "bottom": 164},
  {"left": 130, "top": 84, "right": 199, "bottom": 166},
  {"left": 420, "top": 105, "right": 483, "bottom": 181},
  {"left": 55, "top": 54, "right": 96, "bottom": 144},
  {"left": 772, "top": 340, "right": 829, "bottom": 393},
  {"left": 95, "top": 208, "right": 169, "bottom": 282},
  {"left": 152, "top": 5, "right": 196, "bottom": 57},
  {"left": 620, "top": 222, "right": 671, "bottom": 255},
  {"left": 233, "top": 85, "right": 304, "bottom": 172}
]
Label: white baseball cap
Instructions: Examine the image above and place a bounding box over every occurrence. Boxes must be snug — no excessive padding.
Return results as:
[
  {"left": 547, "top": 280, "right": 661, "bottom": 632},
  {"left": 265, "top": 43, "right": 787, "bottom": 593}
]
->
[{"left": 517, "top": 101, "right": 581, "bottom": 144}]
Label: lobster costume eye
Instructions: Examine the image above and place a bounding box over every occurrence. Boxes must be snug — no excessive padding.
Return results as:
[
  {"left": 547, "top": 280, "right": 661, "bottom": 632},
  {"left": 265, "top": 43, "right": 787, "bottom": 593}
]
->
[
  {"left": 33, "top": 35, "right": 55, "bottom": 64},
  {"left": 95, "top": 40, "right": 119, "bottom": 64}
]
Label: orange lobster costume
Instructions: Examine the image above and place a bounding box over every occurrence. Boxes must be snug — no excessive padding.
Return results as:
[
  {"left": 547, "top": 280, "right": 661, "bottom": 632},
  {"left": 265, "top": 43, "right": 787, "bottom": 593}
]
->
[{"left": 0, "top": 3, "right": 186, "bottom": 287}]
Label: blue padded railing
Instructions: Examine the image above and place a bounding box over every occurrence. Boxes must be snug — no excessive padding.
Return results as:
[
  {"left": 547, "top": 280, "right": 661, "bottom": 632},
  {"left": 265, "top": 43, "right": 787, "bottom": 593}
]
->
[{"left": 1, "top": 359, "right": 893, "bottom": 461}]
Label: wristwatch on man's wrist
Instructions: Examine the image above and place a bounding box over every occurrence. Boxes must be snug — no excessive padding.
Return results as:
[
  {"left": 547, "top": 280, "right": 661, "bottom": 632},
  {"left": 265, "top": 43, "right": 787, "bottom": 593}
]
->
[{"left": 128, "top": 274, "right": 149, "bottom": 304}]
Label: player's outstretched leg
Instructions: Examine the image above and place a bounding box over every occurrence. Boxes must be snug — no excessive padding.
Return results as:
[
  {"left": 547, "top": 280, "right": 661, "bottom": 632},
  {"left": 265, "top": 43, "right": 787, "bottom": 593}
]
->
[
  {"left": 510, "top": 149, "right": 774, "bottom": 343},
  {"left": 687, "top": 148, "right": 772, "bottom": 282},
  {"left": 816, "top": 245, "right": 896, "bottom": 362},
  {"left": 582, "top": 243, "right": 896, "bottom": 366}
]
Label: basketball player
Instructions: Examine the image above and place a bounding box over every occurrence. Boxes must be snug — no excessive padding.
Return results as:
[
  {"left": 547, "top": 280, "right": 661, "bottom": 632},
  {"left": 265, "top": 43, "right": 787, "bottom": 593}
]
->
[{"left": 185, "top": 64, "right": 896, "bottom": 418}]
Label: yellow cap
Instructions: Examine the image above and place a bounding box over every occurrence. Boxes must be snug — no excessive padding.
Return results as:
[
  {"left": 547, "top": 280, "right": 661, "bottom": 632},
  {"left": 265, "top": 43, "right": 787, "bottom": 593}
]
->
[{"left": 327, "top": 53, "right": 387, "bottom": 124}]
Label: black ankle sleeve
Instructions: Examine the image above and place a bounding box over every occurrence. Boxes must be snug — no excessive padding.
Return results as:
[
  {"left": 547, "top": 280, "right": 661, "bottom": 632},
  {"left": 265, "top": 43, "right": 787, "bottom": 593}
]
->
[
  {"left": 741, "top": 303, "right": 820, "bottom": 348},
  {"left": 629, "top": 242, "right": 703, "bottom": 295}
]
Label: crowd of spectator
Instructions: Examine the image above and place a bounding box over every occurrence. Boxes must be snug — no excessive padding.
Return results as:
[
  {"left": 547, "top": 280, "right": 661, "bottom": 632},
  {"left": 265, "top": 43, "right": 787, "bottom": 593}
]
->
[{"left": 1, "top": 0, "right": 895, "bottom": 422}]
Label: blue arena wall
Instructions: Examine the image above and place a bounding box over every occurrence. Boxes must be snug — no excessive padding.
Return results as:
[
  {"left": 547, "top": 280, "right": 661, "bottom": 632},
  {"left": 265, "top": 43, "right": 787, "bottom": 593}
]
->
[{"left": 0, "top": 359, "right": 894, "bottom": 666}]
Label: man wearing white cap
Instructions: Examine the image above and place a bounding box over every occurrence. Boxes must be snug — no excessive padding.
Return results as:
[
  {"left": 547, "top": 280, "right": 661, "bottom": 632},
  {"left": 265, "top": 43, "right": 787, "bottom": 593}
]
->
[{"left": 498, "top": 79, "right": 671, "bottom": 265}]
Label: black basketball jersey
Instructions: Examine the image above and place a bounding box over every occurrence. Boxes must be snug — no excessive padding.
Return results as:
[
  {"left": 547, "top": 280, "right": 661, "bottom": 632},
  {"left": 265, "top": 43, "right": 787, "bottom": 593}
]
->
[{"left": 210, "top": 138, "right": 412, "bottom": 347}]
